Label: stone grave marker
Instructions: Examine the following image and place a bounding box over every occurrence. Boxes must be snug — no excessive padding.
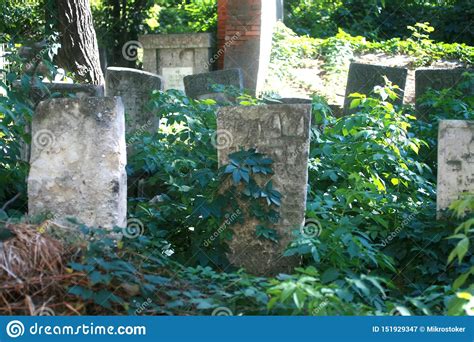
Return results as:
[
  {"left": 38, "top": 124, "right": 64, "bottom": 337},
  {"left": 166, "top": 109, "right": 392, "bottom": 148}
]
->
[
  {"left": 415, "top": 68, "right": 473, "bottom": 119},
  {"left": 217, "top": 104, "right": 312, "bottom": 275},
  {"left": 28, "top": 97, "right": 127, "bottom": 228},
  {"left": 105, "top": 67, "right": 162, "bottom": 136},
  {"left": 139, "top": 33, "right": 213, "bottom": 91},
  {"left": 13, "top": 82, "right": 104, "bottom": 163},
  {"left": 343, "top": 62, "right": 408, "bottom": 115},
  {"left": 437, "top": 120, "right": 474, "bottom": 215},
  {"left": 183, "top": 68, "right": 243, "bottom": 101}
]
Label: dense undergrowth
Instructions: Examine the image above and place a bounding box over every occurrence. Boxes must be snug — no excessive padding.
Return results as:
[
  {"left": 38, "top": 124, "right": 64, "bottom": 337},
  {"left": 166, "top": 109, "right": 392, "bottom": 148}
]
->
[
  {"left": 271, "top": 22, "right": 473, "bottom": 76},
  {"left": 1, "top": 33, "right": 474, "bottom": 316},
  {"left": 284, "top": 0, "right": 473, "bottom": 45}
]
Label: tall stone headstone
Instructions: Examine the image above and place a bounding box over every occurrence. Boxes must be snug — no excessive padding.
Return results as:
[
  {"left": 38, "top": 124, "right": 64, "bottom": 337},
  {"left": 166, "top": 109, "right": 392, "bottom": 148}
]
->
[
  {"left": 217, "top": 0, "right": 279, "bottom": 95},
  {"left": 343, "top": 62, "right": 408, "bottom": 115},
  {"left": 415, "top": 68, "right": 473, "bottom": 119},
  {"left": 139, "top": 33, "right": 213, "bottom": 91},
  {"left": 183, "top": 68, "right": 243, "bottom": 100},
  {"left": 217, "top": 104, "right": 312, "bottom": 275},
  {"left": 437, "top": 120, "right": 474, "bottom": 215},
  {"left": 105, "top": 67, "right": 162, "bottom": 135},
  {"left": 28, "top": 97, "right": 127, "bottom": 228}
]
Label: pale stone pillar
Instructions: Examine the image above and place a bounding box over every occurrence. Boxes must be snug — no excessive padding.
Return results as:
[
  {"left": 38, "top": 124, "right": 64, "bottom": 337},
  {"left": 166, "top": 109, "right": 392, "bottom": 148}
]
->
[
  {"left": 437, "top": 120, "right": 474, "bottom": 215},
  {"left": 28, "top": 97, "right": 127, "bottom": 228}
]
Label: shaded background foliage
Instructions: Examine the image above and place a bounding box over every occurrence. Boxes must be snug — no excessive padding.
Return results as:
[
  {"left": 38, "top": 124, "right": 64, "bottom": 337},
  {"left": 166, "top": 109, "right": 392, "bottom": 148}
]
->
[{"left": 284, "top": 0, "right": 473, "bottom": 44}]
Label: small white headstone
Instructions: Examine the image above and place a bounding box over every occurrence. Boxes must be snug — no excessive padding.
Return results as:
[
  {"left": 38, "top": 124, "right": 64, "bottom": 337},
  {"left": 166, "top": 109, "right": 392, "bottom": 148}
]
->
[{"left": 437, "top": 120, "right": 474, "bottom": 214}]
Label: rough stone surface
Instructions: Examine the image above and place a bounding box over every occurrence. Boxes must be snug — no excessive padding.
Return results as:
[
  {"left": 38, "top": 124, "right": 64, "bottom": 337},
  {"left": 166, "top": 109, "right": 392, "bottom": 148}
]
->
[
  {"left": 14, "top": 82, "right": 104, "bottom": 163},
  {"left": 437, "top": 120, "right": 474, "bottom": 214},
  {"left": 183, "top": 68, "right": 243, "bottom": 100},
  {"left": 217, "top": 104, "right": 312, "bottom": 275},
  {"left": 105, "top": 67, "right": 162, "bottom": 135},
  {"left": 28, "top": 97, "right": 127, "bottom": 228},
  {"left": 139, "top": 33, "right": 213, "bottom": 91},
  {"left": 415, "top": 68, "right": 473, "bottom": 118},
  {"left": 343, "top": 62, "right": 408, "bottom": 115}
]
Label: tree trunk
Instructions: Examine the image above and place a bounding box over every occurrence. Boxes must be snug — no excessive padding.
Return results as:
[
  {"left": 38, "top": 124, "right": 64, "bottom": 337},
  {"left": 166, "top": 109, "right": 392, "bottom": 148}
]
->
[{"left": 55, "top": 0, "right": 104, "bottom": 85}]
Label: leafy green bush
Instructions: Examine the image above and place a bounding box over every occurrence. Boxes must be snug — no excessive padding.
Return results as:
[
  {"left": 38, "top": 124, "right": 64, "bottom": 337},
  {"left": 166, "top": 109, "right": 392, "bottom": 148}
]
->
[
  {"left": 127, "top": 90, "right": 278, "bottom": 268},
  {"left": 446, "top": 194, "right": 474, "bottom": 315},
  {"left": 271, "top": 23, "right": 473, "bottom": 77},
  {"left": 284, "top": 0, "right": 474, "bottom": 44},
  {"left": 0, "top": 42, "right": 59, "bottom": 213}
]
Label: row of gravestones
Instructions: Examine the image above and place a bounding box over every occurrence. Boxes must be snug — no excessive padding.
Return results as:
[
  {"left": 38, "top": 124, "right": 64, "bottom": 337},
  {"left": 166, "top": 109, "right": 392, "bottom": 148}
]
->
[
  {"left": 27, "top": 66, "right": 473, "bottom": 275},
  {"left": 343, "top": 62, "right": 473, "bottom": 117}
]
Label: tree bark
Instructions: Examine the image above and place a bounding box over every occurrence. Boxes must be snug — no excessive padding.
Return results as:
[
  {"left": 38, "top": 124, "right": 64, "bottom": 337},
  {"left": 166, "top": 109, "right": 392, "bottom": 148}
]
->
[{"left": 55, "top": 0, "right": 104, "bottom": 85}]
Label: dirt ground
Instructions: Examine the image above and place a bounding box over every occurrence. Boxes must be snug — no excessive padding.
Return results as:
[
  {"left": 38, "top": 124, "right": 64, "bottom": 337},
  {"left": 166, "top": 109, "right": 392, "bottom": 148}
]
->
[{"left": 266, "top": 53, "right": 466, "bottom": 107}]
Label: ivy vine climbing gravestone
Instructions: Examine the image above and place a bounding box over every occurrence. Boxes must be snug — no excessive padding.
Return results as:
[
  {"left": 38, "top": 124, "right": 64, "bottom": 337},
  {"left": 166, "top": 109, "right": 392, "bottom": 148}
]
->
[
  {"left": 28, "top": 97, "right": 127, "bottom": 228},
  {"left": 217, "top": 104, "right": 312, "bottom": 275},
  {"left": 343, "top": 62, "right": 408, "bottom": 115},
  {"left": 437, "top": 120, "right": 474, "bottom": 216}
]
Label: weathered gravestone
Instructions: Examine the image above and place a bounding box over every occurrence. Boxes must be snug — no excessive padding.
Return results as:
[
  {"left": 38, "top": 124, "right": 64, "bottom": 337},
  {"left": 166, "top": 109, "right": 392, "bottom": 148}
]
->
[
  {"left": 415, "top": 68, "right": 473, "bottom": 119},
  {"left": 28, "top": 97, "right": 127, "bottom": 228},
  {"left": 437, "top": 120, "right": 474, "bottom": 215},
  {"left": 139, "top": 33, "right": 213, "bottom": 91},
  {"left": 13, "top": 82, "right": 104, "bottom": 163},
  {"left": 105, "top": 67, "right": 162, "bottom": 135},
  {"left": 183, "top": 68, "right": 243, "bottom": 101},
  {"left": 217, "top": 104, "right": 312, "bottom": 275},
  {"left": 343, "top": 62, "right": 408, "bottom": 115}
]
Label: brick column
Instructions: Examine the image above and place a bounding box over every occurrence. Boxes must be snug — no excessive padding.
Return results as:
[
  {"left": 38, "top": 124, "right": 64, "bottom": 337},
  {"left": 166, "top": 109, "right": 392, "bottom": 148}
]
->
[
  {"left": 216, "top": 0, "right": 277, "bottom": 95},
  {"left": 216, "top": 0, "right": 229, "bottom": 70}
]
